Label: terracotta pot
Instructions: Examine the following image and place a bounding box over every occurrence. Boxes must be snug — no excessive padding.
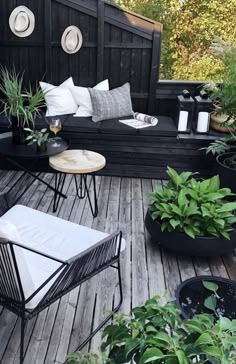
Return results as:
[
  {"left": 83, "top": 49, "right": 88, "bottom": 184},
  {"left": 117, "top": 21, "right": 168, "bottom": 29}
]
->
[{"left": 210, "top": 105, "right": 234, "bottom": 133}]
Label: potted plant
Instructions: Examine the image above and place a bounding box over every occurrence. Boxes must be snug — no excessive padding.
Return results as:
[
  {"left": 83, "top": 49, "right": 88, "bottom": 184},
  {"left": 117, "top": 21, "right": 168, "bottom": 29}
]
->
[
  {"left": 203, "top": 137, "right": 236, "bottom": 193},
  {"left": 66, "top": 296, "right": 236, "bottom": 364},
  {"left": 0, "top": 68, "right": 45, "bottom": 144},
  {"left": 25, "top": 128, "right": 60, "bottom": 152},
  {"left": 144, "top": 166, "right": 236, "bottom": 256},
  {"left": 176, "top": 276, "right": 236, "bottom": 320},
  {"left": 200, "top": 41, "right": 236, "bottom": 192},
  {"left": 202, "top": 39, "right": 236, "bottom": 133}
]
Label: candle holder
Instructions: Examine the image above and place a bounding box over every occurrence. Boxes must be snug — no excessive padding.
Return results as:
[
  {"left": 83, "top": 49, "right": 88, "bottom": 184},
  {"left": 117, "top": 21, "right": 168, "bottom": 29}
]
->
[
  {"left": 193, "top": 95, "right": 213, "bottom": 134},
  {"left": 176, "top": 93, "right": 195, "bottom": 133}
]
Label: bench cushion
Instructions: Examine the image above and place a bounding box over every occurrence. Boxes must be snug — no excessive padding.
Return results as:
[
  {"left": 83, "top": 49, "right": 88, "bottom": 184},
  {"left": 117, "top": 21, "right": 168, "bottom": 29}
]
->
[
  {"left": 0, "top": 205, "right": 125, "bottom": 309},
  {"left": 63, "top": 115, "right": 177, "bottom": 136}
]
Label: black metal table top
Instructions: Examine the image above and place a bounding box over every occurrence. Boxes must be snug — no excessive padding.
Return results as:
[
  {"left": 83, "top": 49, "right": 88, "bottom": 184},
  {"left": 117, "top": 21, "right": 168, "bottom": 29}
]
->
[{"left": 0, "top": 134, "right": 69, "bottom": 159}]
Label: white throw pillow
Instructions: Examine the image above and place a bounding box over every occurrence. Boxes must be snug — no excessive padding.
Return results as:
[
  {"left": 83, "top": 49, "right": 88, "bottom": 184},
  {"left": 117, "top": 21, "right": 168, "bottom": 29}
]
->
[
  {"left": 71, "top": 79, "right": 109, "bottom": 117},
  {"left": 40, "top": 77, "right": 78, "bottom": 116}
]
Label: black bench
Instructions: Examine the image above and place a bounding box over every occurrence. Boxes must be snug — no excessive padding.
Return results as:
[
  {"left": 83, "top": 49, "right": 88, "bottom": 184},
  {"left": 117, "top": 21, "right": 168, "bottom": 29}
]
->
[{"left": 0, "top": 114, "right": 214, "bottom": 178}]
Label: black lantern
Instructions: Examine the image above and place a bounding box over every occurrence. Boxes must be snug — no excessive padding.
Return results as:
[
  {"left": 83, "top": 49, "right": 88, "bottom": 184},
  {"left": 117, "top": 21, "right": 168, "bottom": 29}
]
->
[
  {"left": 176, "top": 91, "right": 195, "bottom": 133},
  {"left": 193, "top": 94, "right": 212, "bottom": 134}
]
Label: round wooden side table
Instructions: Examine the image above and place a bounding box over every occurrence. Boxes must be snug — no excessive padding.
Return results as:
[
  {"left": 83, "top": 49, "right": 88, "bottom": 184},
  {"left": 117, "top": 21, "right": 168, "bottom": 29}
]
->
[{"left": 49, "top": 150, "right": 106, "bottom": 217}]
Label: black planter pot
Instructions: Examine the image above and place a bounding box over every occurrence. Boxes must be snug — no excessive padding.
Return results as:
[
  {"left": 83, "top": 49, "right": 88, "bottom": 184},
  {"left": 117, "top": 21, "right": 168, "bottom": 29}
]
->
[
  {"left": 216, "top": 152, "right": 236, "bottom": 194},
  {"left": 176, "top": 276, "right": 236, "bottom": 319},
  {"left": 11, "top": 116, "right": 26, "bottom": 145},
  {"left": 36, "top": 142, "right": 47, "bottom": 153},
  {"left": 145, "top": 209, "right": 236, "bottom": 256}
]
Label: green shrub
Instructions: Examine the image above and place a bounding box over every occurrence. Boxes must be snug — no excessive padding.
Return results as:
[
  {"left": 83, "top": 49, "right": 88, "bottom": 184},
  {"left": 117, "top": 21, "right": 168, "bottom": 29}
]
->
[
  {"left": 147, "top": 167, "right": 236, "bottom": 239},
  {"left": 66, "top": 295, "right": 236, "bottom": 364}
]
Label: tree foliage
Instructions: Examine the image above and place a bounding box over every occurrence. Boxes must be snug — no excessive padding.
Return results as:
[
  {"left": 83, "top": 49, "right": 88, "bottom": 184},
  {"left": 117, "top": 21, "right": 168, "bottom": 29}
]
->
[{"left": 109, "top": 0, "right": 236, "bottom": 81}]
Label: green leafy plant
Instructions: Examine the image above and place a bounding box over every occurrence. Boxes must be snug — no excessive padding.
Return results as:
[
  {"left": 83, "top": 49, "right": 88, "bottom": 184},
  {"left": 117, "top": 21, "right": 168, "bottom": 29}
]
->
[
  {"left": 0, "top": 68, "right": 45, "bottom": 128},
  {"left": 66, "top": 352, "right": 108, "bottom": 364},
  {"left": 147, "top": 166, "right": 236, "bottom": 239},
  {"left": 203, "top": 39, "right": 236, "bottom": 123},
  {"left": 201, "top": 40, "right": 236, "bottom": 164},
  {"left": 202, "top": 281, "right": 220, "bottom": 316},
  {"left": 67, "top": 295, "right": 236, "bottom": 364},
  {"left": 201, "top": 138, "right": 233, "bottom": 156},
  {"left": 24, "top": 128, "right": 59, "bottom": 147}
]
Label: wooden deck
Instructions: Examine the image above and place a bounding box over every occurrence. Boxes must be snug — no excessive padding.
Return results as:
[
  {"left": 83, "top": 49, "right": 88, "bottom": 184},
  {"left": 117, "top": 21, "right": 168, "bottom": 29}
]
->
[{"left": 1, "top": 169, "right": 236, "bottom": 364}]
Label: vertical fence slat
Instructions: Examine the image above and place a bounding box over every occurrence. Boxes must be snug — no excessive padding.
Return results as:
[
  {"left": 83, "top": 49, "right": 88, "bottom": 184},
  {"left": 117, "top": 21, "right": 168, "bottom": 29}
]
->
[
  {"left": 44, "top": 0, "right": 52, "bottom": 81},
  {"left": 148, "top": 23, "right": 162, "bottom": 115},
  {"left": 96, "top": 0, "right": 105, "bottom": 83}
]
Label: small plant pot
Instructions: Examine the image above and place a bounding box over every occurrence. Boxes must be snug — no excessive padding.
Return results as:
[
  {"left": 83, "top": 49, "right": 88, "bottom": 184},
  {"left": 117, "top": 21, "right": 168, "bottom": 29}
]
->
[
  {"left": 176, "top": 276, "right": 236, "bottom": 319},
  {"left": 145, "top": 209, "right": 236, "bottom": 256},
  {"left": 36, "top": 142, "right": 47, "bottom": 153},
  {"left": 210, "top": 113, "right": 233, "bottom": 133},
  {"left": 216, "top": 152, "right": 236, "bottom": 194}
]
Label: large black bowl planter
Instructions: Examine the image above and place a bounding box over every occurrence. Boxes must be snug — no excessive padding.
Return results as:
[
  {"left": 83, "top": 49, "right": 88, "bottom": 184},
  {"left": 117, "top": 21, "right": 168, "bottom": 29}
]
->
[
  {"left": 176, "top": 276, "right": 236, "bottom": 319},
  {"left": 216, "top": 152, "right": 236, "bottom": 194},
  {"left": 145, "top": 209, "right": 236, "bottom": 256}
]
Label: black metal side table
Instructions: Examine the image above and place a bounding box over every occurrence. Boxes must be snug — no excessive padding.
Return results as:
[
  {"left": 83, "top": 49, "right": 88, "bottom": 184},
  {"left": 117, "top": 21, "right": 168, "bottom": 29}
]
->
[
  {"left": 49, "top": 150, "right": 106, "bottom": 217},
  {"left": 0, "top": 133, "right": 69, "bottom": 206}
]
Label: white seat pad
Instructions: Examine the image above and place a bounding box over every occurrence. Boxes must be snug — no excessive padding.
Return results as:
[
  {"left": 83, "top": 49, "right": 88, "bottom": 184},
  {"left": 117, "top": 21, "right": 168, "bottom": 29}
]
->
[{"left": 1, "top": 205, "right": 125, "bottom": 309}]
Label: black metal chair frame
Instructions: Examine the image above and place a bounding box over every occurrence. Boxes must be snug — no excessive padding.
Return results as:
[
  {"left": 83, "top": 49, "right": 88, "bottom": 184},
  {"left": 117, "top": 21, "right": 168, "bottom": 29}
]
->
[{"left": 0, "top": 231, "right": 123, "bottom": 364}]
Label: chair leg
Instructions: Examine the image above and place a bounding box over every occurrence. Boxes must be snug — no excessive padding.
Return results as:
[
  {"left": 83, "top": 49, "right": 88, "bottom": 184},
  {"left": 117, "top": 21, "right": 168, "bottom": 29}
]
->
[
  {"left": 76, "top": 260, "right": 123, "bottom": 351},
  {"left": 20, "top": 314, "right": 25, "bottom": 364}
]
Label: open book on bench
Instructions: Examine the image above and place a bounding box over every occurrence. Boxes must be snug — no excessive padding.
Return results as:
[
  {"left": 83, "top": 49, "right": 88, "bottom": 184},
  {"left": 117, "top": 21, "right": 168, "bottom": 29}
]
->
[{"left": 119, "top": 112, "right": 158, "bottom": 129}]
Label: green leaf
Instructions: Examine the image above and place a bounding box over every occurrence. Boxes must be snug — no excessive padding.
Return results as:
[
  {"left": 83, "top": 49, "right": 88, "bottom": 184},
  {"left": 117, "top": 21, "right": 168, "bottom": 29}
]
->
[
  {"left": 183, "top": 226, "right": 195, "bottom": 238},
  {"left": 204, "top": 296, "right": 217, "bottom": 313},
  {"left": 208, "top": 175, "right": 220, "bottom": 191},
  {"left": 178, "top": 190, "right": 188, "bottom": 207},
  {"left": 175, "top": 350, "right": 189, "bottom": 364},
  {"left": 139, "top": 348, "right": 165, "bottom": 364},
  {"left": 195, "top": 332, "right": 214, "bottom": 346},
  {"left": 184, "top": 320, "right": 204, "bottom": 334},
  {"left": 202, "top": 280, "right": 219, "bottom": 294},
  {"left": 145, "top": 325, "right": 158, "bottom": 334},
  {"left": 170, "top": 219, "right": 180, "bottom": 229},
  {"left": 219, "top": 316, "right": 232, "bottom": 331},
  {"left": 202, "top": 346, "right": 221, "bottom": 357},
  {"left": 217, "top": 202, "right": 236, "bottom": 212}
]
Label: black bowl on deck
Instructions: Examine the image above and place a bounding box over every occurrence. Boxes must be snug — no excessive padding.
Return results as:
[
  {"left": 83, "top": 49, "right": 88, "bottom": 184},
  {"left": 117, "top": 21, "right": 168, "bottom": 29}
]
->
[{"left": 176, "top": 276, "right": 236, "bottom": 319}]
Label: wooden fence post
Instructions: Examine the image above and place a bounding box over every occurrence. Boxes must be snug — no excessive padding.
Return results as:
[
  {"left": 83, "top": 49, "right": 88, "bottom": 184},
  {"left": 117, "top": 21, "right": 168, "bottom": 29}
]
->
[
  {"left": 97, "top": 0, "right": 105, "bottom": 83},
  {"left": 44, "top": 0, "right": 52, "bottom": 81}
]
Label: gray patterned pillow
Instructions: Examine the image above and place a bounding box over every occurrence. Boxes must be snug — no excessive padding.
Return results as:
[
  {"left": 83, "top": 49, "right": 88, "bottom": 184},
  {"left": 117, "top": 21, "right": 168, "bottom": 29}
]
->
[{"left": 89, "top": 82, "right": 133, "bottom": 122}]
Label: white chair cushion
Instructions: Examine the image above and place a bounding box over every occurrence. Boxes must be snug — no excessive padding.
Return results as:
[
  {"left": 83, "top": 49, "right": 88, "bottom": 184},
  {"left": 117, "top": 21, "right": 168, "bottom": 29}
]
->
[
  {"left": 0, "top": 205, "right": 125, "bottom": 309},
  {"left": 40, "top": 77, "right": 78, "bottom": 116},
  {"left": 71, "top": 79, "right": 109, "bottom": 117}
]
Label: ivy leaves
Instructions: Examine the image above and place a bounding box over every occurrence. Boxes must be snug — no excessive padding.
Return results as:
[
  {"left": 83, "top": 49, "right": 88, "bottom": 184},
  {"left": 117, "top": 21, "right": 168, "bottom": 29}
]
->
[{"left": 148, "top": 167, "right": 236, "bottom": 239}]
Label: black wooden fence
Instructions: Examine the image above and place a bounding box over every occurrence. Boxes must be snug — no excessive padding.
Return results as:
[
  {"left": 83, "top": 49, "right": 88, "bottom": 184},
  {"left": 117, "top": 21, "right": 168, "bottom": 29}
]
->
[{"left": 0, "top": 0, "right": 163, "bottom": 114}]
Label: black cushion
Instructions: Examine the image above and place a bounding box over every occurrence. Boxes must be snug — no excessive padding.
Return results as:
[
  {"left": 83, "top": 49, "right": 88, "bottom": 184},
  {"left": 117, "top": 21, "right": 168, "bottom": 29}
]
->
[
  {"left": 63, "top": 116, "right": 101, "bottom": 133},
  {"left": 100, "top": 116, "right": 138, "bottom": 135},
  {"left": 100, "top": 116, "right": 177, "bottom": 136}
]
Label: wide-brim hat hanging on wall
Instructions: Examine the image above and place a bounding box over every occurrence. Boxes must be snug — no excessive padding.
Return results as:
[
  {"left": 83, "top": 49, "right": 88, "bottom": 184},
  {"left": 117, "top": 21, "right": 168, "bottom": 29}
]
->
[
  {"left": 61, "top": 26, "right": 83, "bottom": 54},
  {"left": 9, "top": 5, "right": 35, "bottom": 37}
]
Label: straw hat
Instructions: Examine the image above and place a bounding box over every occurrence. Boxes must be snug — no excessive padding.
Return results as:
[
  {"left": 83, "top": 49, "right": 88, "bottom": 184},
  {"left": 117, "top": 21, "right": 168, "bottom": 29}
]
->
[
  {"left": 9, "top": 6, "right": 35, "bottom": 38},
  {"left": 61, "top": 26, "right": 83, "bottom": 54}
]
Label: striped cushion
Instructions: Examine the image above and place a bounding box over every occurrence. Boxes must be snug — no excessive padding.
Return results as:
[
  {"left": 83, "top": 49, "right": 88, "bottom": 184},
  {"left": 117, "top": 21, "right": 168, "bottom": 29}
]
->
[{"left": 89, "top": 82, "right": 133, "bottom": 122}]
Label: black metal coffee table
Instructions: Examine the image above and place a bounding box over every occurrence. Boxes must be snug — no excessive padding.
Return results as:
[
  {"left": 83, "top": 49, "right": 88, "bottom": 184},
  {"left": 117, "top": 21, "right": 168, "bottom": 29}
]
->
[{"left": 0, "top": 133, "right": 68, "bottom": 207}]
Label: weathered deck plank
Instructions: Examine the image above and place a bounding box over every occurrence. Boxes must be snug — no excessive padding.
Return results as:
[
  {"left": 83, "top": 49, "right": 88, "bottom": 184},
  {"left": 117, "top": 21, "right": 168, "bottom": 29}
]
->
[{"left": 0, "top": 170, "right": 236, "bottom": 364}]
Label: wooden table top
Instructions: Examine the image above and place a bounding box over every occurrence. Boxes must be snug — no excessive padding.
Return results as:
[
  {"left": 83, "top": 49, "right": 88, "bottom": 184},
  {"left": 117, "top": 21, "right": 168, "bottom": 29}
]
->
[{"left": 49, "top": 150, "right": 106, "bottom": 174}]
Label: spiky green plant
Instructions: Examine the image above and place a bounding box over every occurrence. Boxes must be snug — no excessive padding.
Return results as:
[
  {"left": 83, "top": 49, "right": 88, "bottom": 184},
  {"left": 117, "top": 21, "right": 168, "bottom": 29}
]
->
[{"left": 0, "top": 68, "right": 45, "bottom": 128}]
